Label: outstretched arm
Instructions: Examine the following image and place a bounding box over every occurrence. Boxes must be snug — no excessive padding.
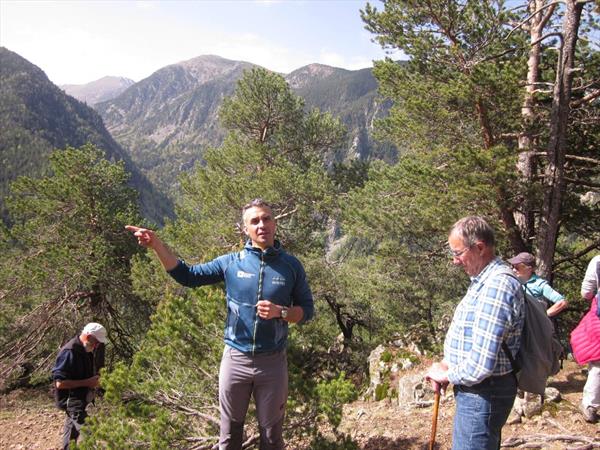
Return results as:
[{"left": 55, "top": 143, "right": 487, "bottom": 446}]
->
[{"left": 125, "top": 225, "right": 178, "bottom": 271}]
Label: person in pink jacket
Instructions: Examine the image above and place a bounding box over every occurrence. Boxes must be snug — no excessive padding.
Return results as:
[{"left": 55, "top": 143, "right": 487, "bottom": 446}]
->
[{"left": 570, "top": 255, "right": 600, "bottom": 424}]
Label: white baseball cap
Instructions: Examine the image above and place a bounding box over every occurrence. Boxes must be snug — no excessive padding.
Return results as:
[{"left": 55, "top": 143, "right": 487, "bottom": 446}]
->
[{"left": 82, "top": 322, "right": 108, "bottom": 344}]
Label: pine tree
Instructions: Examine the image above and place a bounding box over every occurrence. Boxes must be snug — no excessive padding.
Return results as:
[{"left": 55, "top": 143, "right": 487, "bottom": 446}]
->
[
  {"left": 81, "top": 68, "right": 359, "bottom": 448},
  {"left": 0, "top": 143, "right": 149, "bottom": 386},
  {"left": 360, "top": 0, "right": 600, "bottom": 280}
]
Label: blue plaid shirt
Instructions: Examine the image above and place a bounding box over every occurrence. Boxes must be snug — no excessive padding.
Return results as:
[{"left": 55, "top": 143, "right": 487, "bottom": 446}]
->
[{"left": 444, "top": 258, "right": 524, "bottom": 386}]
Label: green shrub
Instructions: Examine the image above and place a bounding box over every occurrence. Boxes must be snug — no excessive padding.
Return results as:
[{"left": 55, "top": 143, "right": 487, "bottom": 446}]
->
[
  {"left": 381, "top": 350, "right": 393, "bottom": 363},
  {"left": 316, "top": 371, "right": 358, "bottom": 428},
  {"left": 375, "top": 382, "right": 389, "bottom": 401}
]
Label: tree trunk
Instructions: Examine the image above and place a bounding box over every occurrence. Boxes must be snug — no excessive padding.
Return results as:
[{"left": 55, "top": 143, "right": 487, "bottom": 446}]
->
[
  {"left": 515, "top": 0, "right": 556, "bottom": 250},
  {"left": 536, "top": 0, "right": 584, "bottom": 279}
]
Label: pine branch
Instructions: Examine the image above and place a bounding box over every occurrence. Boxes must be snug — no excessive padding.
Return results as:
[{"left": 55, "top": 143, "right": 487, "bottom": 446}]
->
[
  {"left": 531, "top": 152, "right": 600, "bottom": 166},
  {"left": 554, "top": 238, "right": 600, "bottom": 267},
  {"left": 505, "top": 2, "right": 561, "bottom": 41},
  {"left": 564, "top": 177, "right": 600, "bottom": 188},
  {"left": 501, "top": 434, "right": 600, "bottom": 448},
  {"left": 571, "top": 88, "right": 600, "bottom": 108}
]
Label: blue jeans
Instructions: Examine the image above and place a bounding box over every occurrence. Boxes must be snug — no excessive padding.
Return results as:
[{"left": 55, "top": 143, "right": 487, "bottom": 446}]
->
[{"left": 452, "top": 373, "right": 517, "bottom": 450}]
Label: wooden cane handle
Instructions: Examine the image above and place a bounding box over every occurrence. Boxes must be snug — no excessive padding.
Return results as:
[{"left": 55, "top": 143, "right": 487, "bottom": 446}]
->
[{"left": 429, "top": 391, "right": 441, "bottom": 450}]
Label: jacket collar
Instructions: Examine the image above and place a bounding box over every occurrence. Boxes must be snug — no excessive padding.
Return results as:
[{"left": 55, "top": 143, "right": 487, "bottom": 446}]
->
[
  {"left": 244, "top": 239, "right": 282, "bottom": 258},
  {"left": 63, "top": 335, "right": 86, "bottom": 353}
]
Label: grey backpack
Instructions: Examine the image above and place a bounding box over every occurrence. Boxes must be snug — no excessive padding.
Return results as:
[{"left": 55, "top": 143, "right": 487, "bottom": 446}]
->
[{"left": 498, "top": 269, "right": 562, "bottom": 395}]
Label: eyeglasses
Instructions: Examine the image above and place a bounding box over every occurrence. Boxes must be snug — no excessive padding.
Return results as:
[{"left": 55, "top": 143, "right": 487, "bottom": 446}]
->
[{"left": 448, "top": 246, "right": 471, "bottom": 258}]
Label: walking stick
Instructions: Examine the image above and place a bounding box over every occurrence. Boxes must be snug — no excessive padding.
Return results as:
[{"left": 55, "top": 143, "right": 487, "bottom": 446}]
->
[{"left": 429, "top": 390, "right": 441, "bottom": 450}]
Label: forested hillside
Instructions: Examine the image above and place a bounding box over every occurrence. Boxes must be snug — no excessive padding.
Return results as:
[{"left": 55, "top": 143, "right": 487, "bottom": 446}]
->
[
  {"left": 287, "top": 63, "right": 397, "bottom": 161},
  {"left": 0, "top": 1, "right": 599, "bottom": 449},
  {"left": 0, "top": 47, "right": 172, "bottom": 224}
]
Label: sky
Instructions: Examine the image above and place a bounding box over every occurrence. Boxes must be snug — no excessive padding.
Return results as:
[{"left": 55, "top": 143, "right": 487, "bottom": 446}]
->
[{"left": 0, "top": 0, "right": 404, "bottom": 86}]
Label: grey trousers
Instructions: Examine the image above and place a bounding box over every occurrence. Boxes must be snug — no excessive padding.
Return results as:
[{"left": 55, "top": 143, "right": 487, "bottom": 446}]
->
[
  {"left": 219, "top": 346, "right": 288, "bottom": 450},
  {"left": 61, "top": 402, "right": 87, "bottom": 450}
]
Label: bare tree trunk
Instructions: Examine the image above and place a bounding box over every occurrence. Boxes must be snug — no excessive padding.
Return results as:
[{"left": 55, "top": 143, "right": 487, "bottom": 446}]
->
[
  {"left": 536, "top": 0, "right": 584, "bottom": 279},
  {"left": 515, "top": 0, "right": 557, "bottom": 250}
]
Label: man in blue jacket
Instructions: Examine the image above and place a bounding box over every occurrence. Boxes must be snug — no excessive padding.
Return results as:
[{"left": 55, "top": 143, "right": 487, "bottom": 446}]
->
[{"left": 126, "top": 198, "right": 314, "bottom": 450}]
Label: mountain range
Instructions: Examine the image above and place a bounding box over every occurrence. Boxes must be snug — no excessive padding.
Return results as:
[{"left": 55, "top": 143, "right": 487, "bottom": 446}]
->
[
  {"left": 1, "top": 48, "right": 394, "bottom": 221},
  {"left": 92, "top": 55, "right": 394, "bottom": 193}
]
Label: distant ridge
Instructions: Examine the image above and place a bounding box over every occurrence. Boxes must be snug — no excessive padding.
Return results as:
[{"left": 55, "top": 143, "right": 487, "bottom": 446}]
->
[
  {"left": 95, "top": 55, "right": 257, "bottom": 191},
  {"left": 285, "top": 63, "right": 346, "bottom": 89},
  {"left": 61, "top": 76, "right": 135, "bottom": 105}
]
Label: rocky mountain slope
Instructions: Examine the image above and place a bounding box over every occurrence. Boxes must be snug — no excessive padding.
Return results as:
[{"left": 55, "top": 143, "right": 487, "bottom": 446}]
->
[
  {"left": 1, "top": 49, "right": 396, "bottom": 215},
  {"left": 287, "top": 63, "right": 395, "bottom": 161},
  {"left": 95, "top": 55, "right": 394, "bottom": 193},
  {"left": 95, "top": 55, "right": 253, "bottom": 191},
  {"left": 0, "top": 47, "right": 172, "bottom": 224}
]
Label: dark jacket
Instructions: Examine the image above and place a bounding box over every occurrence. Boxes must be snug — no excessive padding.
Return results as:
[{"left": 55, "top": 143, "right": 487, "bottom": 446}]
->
[
  {"left": 51, "top": 336, "right": 101, "bottom": 409},
  {"left": 168, "top": 240, "right": 314, "bottom": 355}
]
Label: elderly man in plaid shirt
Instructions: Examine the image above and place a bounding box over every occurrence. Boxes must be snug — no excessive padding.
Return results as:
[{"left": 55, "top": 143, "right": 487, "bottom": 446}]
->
[{"left": 426, "top": 216, "right": 525, "bottom": 450}]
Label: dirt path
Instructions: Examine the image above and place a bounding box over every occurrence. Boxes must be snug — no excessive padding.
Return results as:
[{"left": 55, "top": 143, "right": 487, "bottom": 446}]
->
[
  {"left": 339, "top": 360, "right": 599, "bottom": 449},
  {"left": 0, "top": 360, "right": 598, "bottom": 449},
  {"left": 0, "top": 389, "right": 63, "bottom": 450}
]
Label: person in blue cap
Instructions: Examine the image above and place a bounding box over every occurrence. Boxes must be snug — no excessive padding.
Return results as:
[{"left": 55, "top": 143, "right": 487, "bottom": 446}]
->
[{"left": 508, "top": 251, "right": 569, "bottom": 317}]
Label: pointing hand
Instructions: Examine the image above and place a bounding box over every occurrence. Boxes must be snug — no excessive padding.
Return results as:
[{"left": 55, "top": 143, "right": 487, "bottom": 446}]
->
[{"left": 125, "top": 225, "right": 157, "bottom": 248}]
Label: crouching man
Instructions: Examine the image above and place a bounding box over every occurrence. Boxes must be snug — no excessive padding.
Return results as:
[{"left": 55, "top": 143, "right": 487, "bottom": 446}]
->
[{"left": 52, "top": 322, "right": 107, "bottom": 450}]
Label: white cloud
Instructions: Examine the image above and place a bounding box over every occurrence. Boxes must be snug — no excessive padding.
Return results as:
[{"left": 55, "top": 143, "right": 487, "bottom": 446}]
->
[
  {"left": 318, "top": 49, "right": 377, "bottom": 70},
  {"left": 134, "top": 1, "right": 158, "bottom": 10}
]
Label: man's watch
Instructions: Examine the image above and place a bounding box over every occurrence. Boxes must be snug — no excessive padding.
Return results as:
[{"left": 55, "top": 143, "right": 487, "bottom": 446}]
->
[{"left": 280, "top": 307, "right": 289, "bottom": 320}]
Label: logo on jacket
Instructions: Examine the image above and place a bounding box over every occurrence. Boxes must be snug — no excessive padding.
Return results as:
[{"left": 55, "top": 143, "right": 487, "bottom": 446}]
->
[
  {"left": 237, "top": 270, "right": 255, "bottom": 279},
  {"left": 272, "top": 276, "right": 286, "bottom": 286}
]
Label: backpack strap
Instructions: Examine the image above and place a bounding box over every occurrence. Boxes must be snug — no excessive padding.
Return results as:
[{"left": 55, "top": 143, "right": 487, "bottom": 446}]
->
[
  {"left": 501, "top": 341, "right": 519, "bottom": 372},
  {"left": 496, "top": 268, "right": 522, "bottom": 375}
]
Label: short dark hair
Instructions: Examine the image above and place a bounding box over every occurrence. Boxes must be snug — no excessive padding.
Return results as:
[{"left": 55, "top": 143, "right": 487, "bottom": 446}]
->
[
  {"left": 450, "top": 216, "right": 495, "bottom": 248},
  {"left": 241, "top": 198, "right": 273, "bottom": 221}
]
